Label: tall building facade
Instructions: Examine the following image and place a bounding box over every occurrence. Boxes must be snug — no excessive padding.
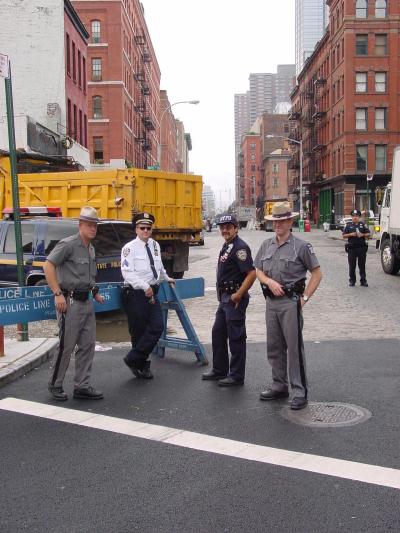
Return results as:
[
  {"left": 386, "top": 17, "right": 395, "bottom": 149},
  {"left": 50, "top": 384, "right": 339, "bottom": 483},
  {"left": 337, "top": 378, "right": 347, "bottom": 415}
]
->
[
  {"left": 0, "top": 0, "right": 89, "bottom": 167},
  {"left": 249, "top": 73, "right": 276, "bottom": 125},
  {"left": 295, "top": 0, "right": 328, "bottom": 76},
  {"left": 202, "top": 185, "right": 216, "bottom": 219},
  {"left": 73, "top": 0, "right": 160, "bottom": 169},
  {"left": 290, "top": 0, "right": 400, "bottom": 221},
  {"left": 276, "top": 64, "right": 296, "bottom": 105},
  {"left": 234, "top": 92, "right": 250, "bottom": 203}
]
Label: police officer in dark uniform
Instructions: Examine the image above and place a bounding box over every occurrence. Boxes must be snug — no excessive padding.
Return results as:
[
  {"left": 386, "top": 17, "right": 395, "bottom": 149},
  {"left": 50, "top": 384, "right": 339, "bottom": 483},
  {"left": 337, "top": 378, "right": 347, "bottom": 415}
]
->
[
  {"left": 202, "top": 214, "right": 256, "bottom": 386},
  {"left": 121, "top": 212, "right": 175, "bottom": 379},
  {"left": 342, "top": 209, "right": 370, "bottom": 287}
]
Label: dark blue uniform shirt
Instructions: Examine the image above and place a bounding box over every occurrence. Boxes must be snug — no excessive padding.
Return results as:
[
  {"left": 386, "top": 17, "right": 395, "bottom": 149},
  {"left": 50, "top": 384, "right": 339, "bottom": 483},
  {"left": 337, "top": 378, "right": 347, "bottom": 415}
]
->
[
  {"left": 342, "top": 221, "right": 369, "bottom": 248},
  {"left": 217, "top": 235, "right": 254, "bottom": 285}
]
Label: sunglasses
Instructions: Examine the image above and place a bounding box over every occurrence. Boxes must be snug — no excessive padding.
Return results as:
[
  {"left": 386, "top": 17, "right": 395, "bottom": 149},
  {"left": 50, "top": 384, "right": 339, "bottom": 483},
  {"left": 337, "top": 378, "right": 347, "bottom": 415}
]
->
[{"left": 138, "top": 226, "right": 152, "bottom": 231}]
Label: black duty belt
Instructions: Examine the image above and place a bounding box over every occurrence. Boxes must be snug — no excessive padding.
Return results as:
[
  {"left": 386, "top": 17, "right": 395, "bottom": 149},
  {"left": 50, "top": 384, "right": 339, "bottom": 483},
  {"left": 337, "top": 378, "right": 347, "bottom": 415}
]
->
[
  {"left": 261, "top": 278, "right": 306, "bottom": 300},
  {"left": 61, "top": 289, "right": 90, "bottom": 302},
  {"left": 217, "top": 281, "right": 241, "bottom": 300},
  {"left": 122, "top": 284, "right": 160, "bottom": 296}
]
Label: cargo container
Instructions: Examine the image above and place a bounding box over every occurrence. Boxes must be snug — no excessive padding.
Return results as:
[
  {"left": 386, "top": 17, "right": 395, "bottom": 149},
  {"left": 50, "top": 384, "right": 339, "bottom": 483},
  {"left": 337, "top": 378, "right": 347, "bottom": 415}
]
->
[{"left": 0, "top": 151, "right": 203, "bottom": 278}]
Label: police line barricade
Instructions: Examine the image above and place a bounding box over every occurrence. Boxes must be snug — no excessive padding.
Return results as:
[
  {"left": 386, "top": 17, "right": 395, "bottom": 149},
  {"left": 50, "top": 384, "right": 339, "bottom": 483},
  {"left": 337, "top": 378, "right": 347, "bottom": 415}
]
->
[{"left": 0, "top": 280, "right": 207, "bottom": 363}]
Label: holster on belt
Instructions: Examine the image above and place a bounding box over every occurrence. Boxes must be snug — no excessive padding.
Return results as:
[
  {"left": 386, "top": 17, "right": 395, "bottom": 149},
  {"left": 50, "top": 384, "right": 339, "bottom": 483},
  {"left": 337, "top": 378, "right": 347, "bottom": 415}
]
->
[
  {"left": 217, "top": 281, "right": 241, "bottom": 301},
  {"left": 61, "top": 289, "right": 90, "bottom": 302},
  {"left": 261, "top": 278, "right": 306, "bottom": 300}
]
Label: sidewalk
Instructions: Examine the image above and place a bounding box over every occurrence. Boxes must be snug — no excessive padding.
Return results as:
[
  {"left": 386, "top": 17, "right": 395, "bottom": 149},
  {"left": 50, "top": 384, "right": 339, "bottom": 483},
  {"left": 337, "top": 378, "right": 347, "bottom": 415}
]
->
[{"left": 0, "top": 338, "right": 58, "bottom": 387}]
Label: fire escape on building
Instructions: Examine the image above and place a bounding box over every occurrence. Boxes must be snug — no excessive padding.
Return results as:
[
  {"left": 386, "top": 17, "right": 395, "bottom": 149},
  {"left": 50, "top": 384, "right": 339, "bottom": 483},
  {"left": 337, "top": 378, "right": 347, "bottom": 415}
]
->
[{"left": 133, "top": 32, "right": 155, "bottom": 168}]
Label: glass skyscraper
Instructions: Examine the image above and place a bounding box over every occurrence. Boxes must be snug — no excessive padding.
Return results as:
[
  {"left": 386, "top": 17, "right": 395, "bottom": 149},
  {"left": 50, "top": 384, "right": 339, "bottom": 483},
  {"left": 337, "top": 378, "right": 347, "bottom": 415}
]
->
[{"left": 295, "top": 0, "right": 329, "bottom": 75}]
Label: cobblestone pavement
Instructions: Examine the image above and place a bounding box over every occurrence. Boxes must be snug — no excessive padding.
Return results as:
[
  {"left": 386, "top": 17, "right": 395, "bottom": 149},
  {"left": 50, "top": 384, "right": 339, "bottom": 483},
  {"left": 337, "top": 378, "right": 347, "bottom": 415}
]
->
[
  {"left": 180, "top": 227, "right": 400, "bottom": 343},
  {"left": 4, "top": 227, "right": 400, "bottom": 344}
]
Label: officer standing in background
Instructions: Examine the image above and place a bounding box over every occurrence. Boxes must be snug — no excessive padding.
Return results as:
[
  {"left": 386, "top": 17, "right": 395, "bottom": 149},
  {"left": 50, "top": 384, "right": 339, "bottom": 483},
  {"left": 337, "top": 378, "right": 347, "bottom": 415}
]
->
[
  {"left": 254, "top": 202, "right": 322, "bottom": 410},
  {"left": 342, "top": 208, "right": 370, "bottom": 287},
  {"left": 202, "top": 214, "right": 256, "bottom": 386},
  {"left": 44, "top": 206, "right": 105, "bottom": 402},
  {"left": 121, "top": 212, "right": 175, "bottom": 379}
]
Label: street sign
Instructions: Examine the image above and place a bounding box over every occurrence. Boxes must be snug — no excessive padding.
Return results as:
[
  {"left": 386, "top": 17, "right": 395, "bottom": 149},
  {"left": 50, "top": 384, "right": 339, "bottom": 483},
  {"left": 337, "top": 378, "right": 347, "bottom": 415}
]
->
[
  {"left": 0, "top": 53, "right": 9, "bottom": 78},
  {"left": 367, "top": 173, "right": 374, "bottom": 181}
]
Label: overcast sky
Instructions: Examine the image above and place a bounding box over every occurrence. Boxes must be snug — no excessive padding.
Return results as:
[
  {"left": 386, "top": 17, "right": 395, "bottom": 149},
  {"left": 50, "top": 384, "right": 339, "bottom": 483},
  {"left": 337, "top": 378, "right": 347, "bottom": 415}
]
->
[{"left": 143, "top": 0, "right": 295, "bottom": 210}]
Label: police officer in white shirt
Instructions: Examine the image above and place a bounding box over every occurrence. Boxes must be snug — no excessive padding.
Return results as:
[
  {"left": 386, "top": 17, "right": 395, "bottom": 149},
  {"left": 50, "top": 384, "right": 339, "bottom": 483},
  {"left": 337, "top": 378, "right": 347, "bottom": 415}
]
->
[{"left": 121, "top": 212, "right": 175, "bottom": 379}]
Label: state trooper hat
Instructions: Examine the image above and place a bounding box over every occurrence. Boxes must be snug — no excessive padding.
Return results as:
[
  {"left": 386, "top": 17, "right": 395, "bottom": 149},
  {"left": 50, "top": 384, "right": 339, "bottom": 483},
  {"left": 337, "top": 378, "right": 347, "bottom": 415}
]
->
[
  {"left": 265, "top": 201, "right": 299, "bottom": 221},
  {"left": 217, "top": 214, "right": 238, "bottom": 227},
  {"left": 132, "top": 212, "right": 155, "bottom": 226},
  {"left": 79, "top": 206, "right": 99, "bottom": 223},
  {"left": 350, "top": 209, "right": 362, "bottom": 216}
]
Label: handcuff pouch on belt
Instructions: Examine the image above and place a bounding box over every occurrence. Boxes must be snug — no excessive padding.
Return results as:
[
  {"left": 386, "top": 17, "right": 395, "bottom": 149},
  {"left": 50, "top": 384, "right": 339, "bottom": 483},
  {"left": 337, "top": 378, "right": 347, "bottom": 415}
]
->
[
  {"left": 217, "top": 281, "right": 241, "bottom": 301},
  {"left": 261, "top": 278, "right": 306, "bottom": 300}
]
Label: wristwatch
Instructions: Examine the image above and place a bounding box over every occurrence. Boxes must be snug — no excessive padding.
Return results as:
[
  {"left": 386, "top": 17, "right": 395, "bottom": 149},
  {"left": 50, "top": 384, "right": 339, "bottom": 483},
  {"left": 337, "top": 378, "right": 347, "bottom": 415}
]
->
[
  {"left": 53, "top": 290, "right": 62, "bottom": 297},
  {"left": 303, "top": 294, "right": 309, "bottom": 303}
]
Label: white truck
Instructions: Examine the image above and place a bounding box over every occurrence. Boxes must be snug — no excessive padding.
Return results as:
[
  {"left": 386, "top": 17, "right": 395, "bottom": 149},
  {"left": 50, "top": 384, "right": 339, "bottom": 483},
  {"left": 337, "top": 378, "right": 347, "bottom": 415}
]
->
[
  {"left": 236, "top": 206, "right": 256, "bottom": 228},
  {"left": 376, "top": 146, "right": 400, "bottom": 274}
]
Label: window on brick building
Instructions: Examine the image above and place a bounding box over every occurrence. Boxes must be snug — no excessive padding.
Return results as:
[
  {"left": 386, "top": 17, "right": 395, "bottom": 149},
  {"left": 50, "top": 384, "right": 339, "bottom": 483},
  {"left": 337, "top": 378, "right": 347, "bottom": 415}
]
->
[
  {"left": 375, "top": 34, "right": 387, "bottom": 55},
  {"left": 356, "top": 0, "right": 367, "bottom": 18},
  {"left": 355, "top": 72, "right": 367, "bottom": 92},
  {"left": 375, "top": 0, "right": 387, "bottom": 18},
  {"left": 73, "top": 104, "right": 77, "bottom": 140},
  {"left": 84, "top": 114, "right": 87, "bottom": 147},
  {"left": 356, "top": 108, "right": 368, "bottom": 130},
  {"left": 251, "top": 164, "right": 256, "bottom": 171},
  {"left": 375, "top": 145, "right": 387, "bottom": 171},
  {"left": 251, "top": 154, "right": 255, "bottom": 160},
  {"left": 66, "top": 34, "right": 71, "bottom": 75},
  {"left": 79, "top": 109, "right": 82, "bottom": 145},
  {"left": 72, "top": 42, "right": 76, "bottom": 82},
  {"left": 92, "top": 58, "right": 102, "bottom": 81},
  {"left": 375, "top": 72, "right": 386, "bottom": 92},
  {"left": 356, "top": 145, "right": 368, "bottom": 171},
  {"left": 92, "top": 20, "right": 101, "bottom": 43},
  {"left": 78, "top": 51, "right": 82, "bottom": 88},
  {"left": 93, "top": 137, "right": 104, "bottom": 163},
  {"left": 273, "top": 164, "right": 279, "bottom": 173},
  {"left": 67, "top": 99, "right": 71, "bottom": 136},
  {"left": 92, "top": 96, "right": 103, "bottom": 119},
  {"left": 250, "top": 143, "right": 256, "bottom": 149},
  {"left": 82, "top": 57, "right": 86, "bottom": 92},
  {"left": 375, "top": 108, "right": 386, "bottom": 130},
  {"left": 355, "top": 34, "right": 368, "bottom": 55},
  {"left": 273, "top": 177, "right": 278, "bottom": 188}
]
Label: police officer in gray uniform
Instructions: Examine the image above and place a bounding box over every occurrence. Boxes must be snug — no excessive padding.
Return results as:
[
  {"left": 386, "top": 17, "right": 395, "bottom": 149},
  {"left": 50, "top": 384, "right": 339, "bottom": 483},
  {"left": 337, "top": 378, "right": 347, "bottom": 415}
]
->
[
  {"left": 254, "top": 202, "right": 322, "bottom": 410},
  {"left": 44, "top": 206, "right": 105, "bottom": 401}
]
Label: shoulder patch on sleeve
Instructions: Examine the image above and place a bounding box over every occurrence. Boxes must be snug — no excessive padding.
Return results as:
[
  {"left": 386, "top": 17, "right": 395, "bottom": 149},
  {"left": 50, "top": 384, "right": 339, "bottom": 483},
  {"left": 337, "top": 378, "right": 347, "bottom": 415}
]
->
[
  {"left": 123, "top": 247, "right": 130, "bottom": 257},
  {"left": 236, "top": 249, "right": 247, "bottom": 261},
  {"left": 307, "top": 243, "right": 315, "bottom": 254}
]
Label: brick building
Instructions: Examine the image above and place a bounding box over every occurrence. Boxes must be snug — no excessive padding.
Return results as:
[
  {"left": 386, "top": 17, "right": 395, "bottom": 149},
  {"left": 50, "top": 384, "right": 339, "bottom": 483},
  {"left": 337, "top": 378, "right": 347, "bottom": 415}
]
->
[
  {"left": 290, "top": 0, "right": 400, "bottom": 222},
  {"left": 73, "top": 0, "right": 160, "bottom": 169},
  {"left": 264, "top": 149, "right": 291, "bottom": 202},
  {"left": 0, "top": 0, "right": 89, "bottom": 167},
  {"left": 238, "top": 134, "right": 262, "bottom": 207}
]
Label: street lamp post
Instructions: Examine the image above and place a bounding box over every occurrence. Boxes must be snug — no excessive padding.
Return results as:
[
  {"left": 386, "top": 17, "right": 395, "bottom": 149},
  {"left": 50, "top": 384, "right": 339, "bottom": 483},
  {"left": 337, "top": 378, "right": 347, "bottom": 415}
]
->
[
  {"left": 266, "top": 134, "right": 303, "bottom": 220},
  {"left": 157, "top": 100, "right": 199, "bottom": 169}
]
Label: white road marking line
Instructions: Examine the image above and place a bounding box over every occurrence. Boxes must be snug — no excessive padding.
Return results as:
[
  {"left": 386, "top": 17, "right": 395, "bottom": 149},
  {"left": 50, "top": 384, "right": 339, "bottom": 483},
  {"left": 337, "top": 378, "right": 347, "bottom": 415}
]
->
[
  {"left": 204, "top": 287, "right": 216, "bottom": 292},
  {"left": 1, "top": 397, "right": 399, "bottom": 490}
]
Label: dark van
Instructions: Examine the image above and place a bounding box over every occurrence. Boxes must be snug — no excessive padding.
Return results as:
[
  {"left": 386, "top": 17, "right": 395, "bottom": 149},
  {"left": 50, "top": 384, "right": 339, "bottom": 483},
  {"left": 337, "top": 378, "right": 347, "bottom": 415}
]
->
[{"left": 0, "top": 217, "right": 134, "bottom": 287}]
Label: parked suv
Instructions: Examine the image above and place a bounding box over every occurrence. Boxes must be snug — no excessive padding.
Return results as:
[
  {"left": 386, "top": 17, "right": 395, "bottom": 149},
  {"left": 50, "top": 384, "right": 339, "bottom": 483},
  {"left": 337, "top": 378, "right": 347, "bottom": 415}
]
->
[{"left": 0, "top": 217, "right": 134, "bottom": 287}]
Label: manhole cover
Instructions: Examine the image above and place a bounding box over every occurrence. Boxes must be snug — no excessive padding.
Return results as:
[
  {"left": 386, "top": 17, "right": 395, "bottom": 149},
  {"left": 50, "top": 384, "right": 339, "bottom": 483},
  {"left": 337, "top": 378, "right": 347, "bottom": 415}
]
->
[{"left": 281, "top": 402, "right": 371, "bottom": 427}]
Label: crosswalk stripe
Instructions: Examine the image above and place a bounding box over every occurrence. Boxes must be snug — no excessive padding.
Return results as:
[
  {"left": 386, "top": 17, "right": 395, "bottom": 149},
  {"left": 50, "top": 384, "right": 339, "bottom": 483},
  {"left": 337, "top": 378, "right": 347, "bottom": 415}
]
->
[{"left": 1, "top": 397, "right": 399, "bottom": 490}]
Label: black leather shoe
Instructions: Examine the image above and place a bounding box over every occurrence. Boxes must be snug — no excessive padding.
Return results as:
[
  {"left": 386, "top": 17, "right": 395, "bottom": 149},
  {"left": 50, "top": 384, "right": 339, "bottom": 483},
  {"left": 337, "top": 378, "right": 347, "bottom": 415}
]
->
[
  {"left": 202, "top": 370, "right": 227, "bottom": 381},
  {"left": 218, "top": 376, "right": 244, "bottom": 387},
  {"left": 349, "top": 281, "right": 355, "bottom": 287},
  {"left": 73, "top": 386, "right": 104, "bottom": 400},
  {"left": 123, "top": 356, "right": 143, "bottom": 378},
  {"left": 259, "top": 389, "right": 289, "bottom": 401},
  {"left": 290, "top": 397, "right": 308, "bottom": 410},
  {"left": 360, "top": 281, "right": 368, "bottom": 287},
  {"left": 48, "top": 385, "right": 68, "bottom": 402},
  {"left": 139, "top": 367, "right": 154, "bottom": 379}
]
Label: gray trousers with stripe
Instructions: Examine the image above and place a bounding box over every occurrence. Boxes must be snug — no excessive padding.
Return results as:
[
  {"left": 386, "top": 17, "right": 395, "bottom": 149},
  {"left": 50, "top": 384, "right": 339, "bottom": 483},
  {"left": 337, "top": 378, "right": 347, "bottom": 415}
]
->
[
  {"left": 265, "top": 295, "right": 308, "bottom": 398},
  {"left": 49, "top": 299, "right": 96, "bottom": 390}
]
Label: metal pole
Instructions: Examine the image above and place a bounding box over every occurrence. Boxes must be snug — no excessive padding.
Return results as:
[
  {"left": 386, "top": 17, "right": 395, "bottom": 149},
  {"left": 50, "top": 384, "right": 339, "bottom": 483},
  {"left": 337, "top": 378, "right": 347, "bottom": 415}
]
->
[
  {"left": 5, "top": 65, "right": 28, "bottom": 341},
  {"left": 299, "top": 140, "right": 303, "bottom": 220}
]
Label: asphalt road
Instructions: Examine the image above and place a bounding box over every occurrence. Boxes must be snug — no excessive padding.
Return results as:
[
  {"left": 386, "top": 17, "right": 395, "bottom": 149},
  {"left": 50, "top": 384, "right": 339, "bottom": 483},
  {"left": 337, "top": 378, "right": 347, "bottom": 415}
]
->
[{"left": 1, "top": 336, "right": 399, "bottom": 533}]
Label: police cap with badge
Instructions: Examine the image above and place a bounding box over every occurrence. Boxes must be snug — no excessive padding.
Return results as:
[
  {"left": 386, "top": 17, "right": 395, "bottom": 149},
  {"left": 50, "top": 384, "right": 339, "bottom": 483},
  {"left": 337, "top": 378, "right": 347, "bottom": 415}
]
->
[
  {"left": 217, "top": 214, "right": 238, "bottom": 227},
  {"left": 350, "top": 209, "right": 362, "bottom": 217},
  {"left": 132, "top": 212, "right": 155, "bottom": 227}
]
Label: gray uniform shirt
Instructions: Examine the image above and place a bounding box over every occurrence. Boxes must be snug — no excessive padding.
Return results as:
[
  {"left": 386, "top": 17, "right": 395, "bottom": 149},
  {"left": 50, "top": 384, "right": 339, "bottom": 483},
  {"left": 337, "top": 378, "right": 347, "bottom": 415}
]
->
[
  {"left": 47, "top": 233, "right": 97, "bottom": 291},
  {"left": 254, "top": 233, "right": 319, "bottom": 285}
]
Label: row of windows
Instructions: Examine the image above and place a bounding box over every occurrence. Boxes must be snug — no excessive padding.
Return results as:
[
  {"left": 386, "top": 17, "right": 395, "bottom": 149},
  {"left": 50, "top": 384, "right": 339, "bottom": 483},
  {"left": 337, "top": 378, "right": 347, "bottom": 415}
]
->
[
  {"left": 356, "top": 33, "right": 387, "bottom": 55},
  {"left": 66, "top": 34, "right": 86, "bottom": 91},
  {"left": 356, "top": 0, "right": 387, "bottom": 19},
  {"left": 355, "top": 108, "right": 387, "bottom": 130},
  {"left": 356, "top": 144, "right": 387, "bottom": 171},
  {"left": 67, "top": 99, "right": 87, "bottom": 148},
  {"left": 355, "top": 71, "right": 386, "bottom": 92}
]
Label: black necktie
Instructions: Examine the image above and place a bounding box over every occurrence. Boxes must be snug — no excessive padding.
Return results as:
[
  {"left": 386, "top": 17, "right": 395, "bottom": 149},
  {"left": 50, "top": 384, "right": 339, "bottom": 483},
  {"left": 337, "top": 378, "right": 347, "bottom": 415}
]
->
[{"left": 145, "top": 242, "right": 158, "bottom": 280}]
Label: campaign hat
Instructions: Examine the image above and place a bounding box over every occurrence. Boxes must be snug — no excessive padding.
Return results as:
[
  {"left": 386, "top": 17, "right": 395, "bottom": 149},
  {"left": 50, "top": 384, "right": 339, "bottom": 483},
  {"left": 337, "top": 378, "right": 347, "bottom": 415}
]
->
[
  {"left": 132, "top": 212, "right": 155, "bottom": 226},
  {"left": 265, "top": 201, "right": 299, "bottom": 221},
  {"left": 79, "top": 206, "right": 99, "bottom": 223}
]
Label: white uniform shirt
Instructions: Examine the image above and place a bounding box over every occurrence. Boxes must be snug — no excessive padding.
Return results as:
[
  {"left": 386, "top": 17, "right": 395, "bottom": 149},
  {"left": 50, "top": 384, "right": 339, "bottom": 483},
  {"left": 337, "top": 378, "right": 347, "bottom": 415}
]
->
[{"left": 121, "top": 237, "right": 170, "bottom": 290}]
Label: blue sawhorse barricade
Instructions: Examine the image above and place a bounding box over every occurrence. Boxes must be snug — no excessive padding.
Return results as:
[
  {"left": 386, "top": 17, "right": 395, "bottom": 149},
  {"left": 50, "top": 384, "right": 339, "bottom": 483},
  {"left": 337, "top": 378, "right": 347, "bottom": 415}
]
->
[{"left": 0, "top": 279, "right": 208, "bottom": 365}]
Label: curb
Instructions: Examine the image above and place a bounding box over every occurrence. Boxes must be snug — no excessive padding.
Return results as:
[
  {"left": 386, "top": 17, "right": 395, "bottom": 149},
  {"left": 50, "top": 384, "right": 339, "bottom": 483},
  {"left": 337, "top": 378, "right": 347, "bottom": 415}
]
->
[{"left": 0, "top": 338, "right": 59, "bottom": 388}]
